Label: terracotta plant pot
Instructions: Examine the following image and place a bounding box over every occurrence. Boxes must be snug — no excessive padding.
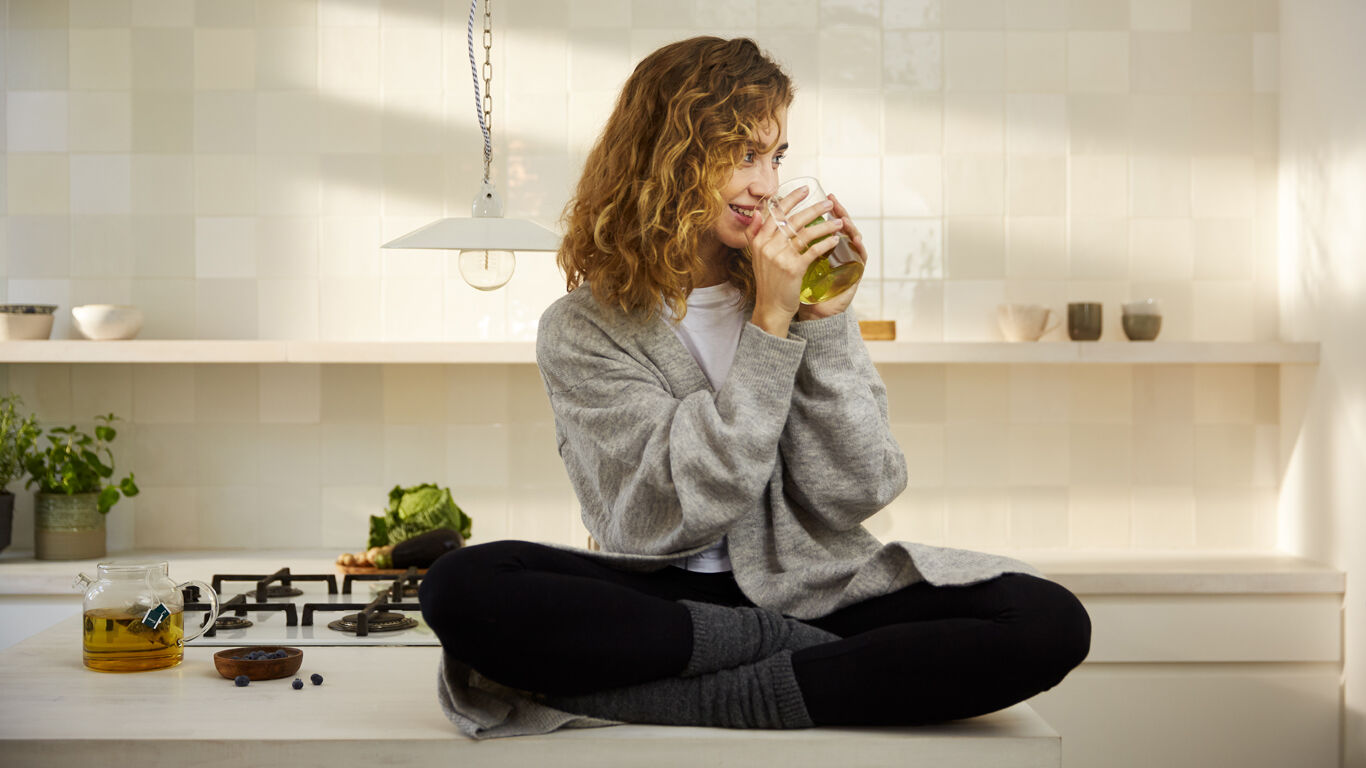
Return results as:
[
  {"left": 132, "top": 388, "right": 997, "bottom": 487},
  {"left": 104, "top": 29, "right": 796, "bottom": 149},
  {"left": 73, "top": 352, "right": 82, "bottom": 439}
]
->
[{"left": 34, "top": 492, "right": 105, "bottom": 561}]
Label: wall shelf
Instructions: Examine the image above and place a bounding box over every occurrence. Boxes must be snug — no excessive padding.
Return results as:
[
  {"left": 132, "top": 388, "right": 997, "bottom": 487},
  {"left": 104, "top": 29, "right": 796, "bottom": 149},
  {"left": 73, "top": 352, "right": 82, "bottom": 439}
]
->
[{"left": 0, "top": 340, "right": 1321, "bottom": 365}]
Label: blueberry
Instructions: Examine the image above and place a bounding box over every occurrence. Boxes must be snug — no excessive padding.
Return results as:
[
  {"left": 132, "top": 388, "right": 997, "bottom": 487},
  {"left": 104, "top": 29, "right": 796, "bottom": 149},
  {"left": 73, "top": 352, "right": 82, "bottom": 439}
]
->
[
  {"left": 292, "top": 678, "right": 304, "bottom": 690},
  {"left": 234, "top": 675, "right": 250, "bottom": 687},
  {"left": 310, "top": 673, "right": 323, "bottom": 686},
  {"left": 273, "top": 650, "right": 288, "bottom": 659}
]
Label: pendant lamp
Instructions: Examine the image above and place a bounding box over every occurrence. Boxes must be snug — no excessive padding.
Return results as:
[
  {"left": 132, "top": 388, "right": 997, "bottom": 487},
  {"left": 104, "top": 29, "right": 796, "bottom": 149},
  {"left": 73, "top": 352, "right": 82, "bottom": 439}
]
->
[{"left": 381, "top": 0, "right": 560, "bottom": 290}]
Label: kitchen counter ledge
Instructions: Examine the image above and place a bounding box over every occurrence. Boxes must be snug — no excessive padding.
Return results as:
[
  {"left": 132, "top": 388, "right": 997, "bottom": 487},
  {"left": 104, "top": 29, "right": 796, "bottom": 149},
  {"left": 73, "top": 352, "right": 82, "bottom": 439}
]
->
[
  {"left": 0, "top": 618, "right": 1060, "bottom": 768},
  {"left": 0, "top": 339, "right": 1320, "bottom": 365},
  {"left": 0, "top": 548, "right": 1344, "bottom": 597}
]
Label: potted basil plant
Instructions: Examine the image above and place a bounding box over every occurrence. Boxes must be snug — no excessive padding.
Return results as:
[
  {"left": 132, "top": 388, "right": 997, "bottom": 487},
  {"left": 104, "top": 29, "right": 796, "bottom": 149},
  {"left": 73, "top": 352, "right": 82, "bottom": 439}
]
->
[
  {"left": 0, "top": 394, "right": 40, "bottom": 553},
  {"left": 22, "top": 414, "right": 139, "bottom": 560}
]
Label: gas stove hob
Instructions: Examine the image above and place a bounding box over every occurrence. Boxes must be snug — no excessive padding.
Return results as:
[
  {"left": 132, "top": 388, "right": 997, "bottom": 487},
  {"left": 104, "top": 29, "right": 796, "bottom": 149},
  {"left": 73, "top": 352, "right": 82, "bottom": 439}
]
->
[{"left": 183, "top": 567, "right": 439, "bottom": 647}]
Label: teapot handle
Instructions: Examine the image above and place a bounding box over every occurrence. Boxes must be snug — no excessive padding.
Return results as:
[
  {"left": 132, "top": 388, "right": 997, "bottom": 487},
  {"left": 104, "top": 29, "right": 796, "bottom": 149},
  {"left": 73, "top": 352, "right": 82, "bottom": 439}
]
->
[{"left": 176, "top": 580, "right": 220, "bottom": 645}]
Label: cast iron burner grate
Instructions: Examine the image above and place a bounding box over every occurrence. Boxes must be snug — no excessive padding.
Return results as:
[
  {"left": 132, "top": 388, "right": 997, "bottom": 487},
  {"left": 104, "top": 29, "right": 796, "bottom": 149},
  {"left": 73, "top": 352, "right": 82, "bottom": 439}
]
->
[
  {"left": 213, "top": 568, "right": 338, "bottom": 602},
  {"left": 214, "top": 615, "right": 253, "bottom": 631},
  {"left": 327, "top": 611, "right": 418, "bottom": 634}
]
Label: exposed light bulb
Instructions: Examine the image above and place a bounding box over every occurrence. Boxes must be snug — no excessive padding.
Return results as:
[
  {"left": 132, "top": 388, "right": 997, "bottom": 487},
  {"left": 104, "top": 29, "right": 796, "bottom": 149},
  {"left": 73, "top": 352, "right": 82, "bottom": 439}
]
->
[{"left": 458, "top": 249, "right": 515, "bottom": 291}]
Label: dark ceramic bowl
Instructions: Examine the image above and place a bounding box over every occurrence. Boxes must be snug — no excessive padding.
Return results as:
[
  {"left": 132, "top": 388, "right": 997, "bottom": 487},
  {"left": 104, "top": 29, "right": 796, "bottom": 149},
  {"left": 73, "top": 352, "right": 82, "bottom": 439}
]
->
[{"left": 213, "top": 646, "right": 303, "bottom": 681}]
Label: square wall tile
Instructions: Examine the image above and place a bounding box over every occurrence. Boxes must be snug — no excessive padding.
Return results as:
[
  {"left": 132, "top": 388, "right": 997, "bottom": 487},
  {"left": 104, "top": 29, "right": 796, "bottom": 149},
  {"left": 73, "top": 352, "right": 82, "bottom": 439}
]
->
[
  {"left": 884, "top": 90, "right": 943, "bottom": 154},
  {"left": 1129, "top": 155, "right": 1191, "bottom": 217},
  {"left": 257, "top": 279, "right": 319, "bottom": 340},
  {"left": 883, "top": 365, "right": 948, "bottom": 423},
  {"left": 821, "top": 89, "right": 882, "bottom": 155},
  {"left": 1007, "top": 93, "right": 1066, "bottom": 155},
  {"left": 196, "top": 486, "right": 261, "bottom": 548},
  {"left": 7, "top": 30, "right": 69, "bottom": 90},
  {"left": 133, "top": 423, "right": 198, "bottom": 486},
  {"left": 1194, "top": 487, "right": 1257, "bottom": 548},
  {"left": 944, "top": 92, "right": 1004, "bottom": 153},
  {"left": 195, "top": 217, "right": 256, "bottom": 278},
  {"left": 945, "top": 418, "right": 1010, "bottom": 483},
  {"left": 69, "top": 29, "right": 131, "bottom": 90},
  {"left": 944, "top": 154, "right": 1004, "bottom": 216},
  {"left": 8, "top": 155, "right": 70, "bottom": 215},
  {"left": 1007, "top": 217, "right": 1066, "bottom": 279},
  {"left": 1008, "top": 365, "right": 1071, "bottom": 423},
  {"left": 259, "top": 364, "right": 321, "bottom": 424},
  {"left": 446, "top": 424, "right": 512, "bottom": 488},
  {"left": 1129, "top": 218, "right": 1193, "bottom": 281},
  {"left": 319, "top": 277, "right": 382, "bottom": 341},
  {"left": 134, "top": 487, "right": 200, "bottom": 549},
  {"left": 320, "top": 423, "right": 385, "bottom": 485},
  {"left": 195, "top": 278, "right": 258, "bottom": 338},
  {"left": 320, "top": 484, "right": 387, "bottom": 548},
  {"left": 1005, "top": 31, "right": 1066, "bottom": 92},
  {"left": 945, "top": 216, "right": 1005, "bottom": 278},
  {"left": 71, "top": 364, "right": 133, "bottom": 419},
  {"left": 69, "top": 154, "right": 132, "bottom": 215},
  {"left": 946, "top": 366, "right": 1011, "bottom": 423},
  {"left": 819, "top": 26, "right": 882, "bottom": 88},
  {"left": 1131, "top": 422, "right": 1194, "bottom": 485},
  {"left": 1009, "top": 487, "right": 1070, "bottom": 548},
  {"left": 1007, "top": 156, "right": 1065, "bottom": 216},
  {"left": 1069, "top": 423, "right": 1132, "bottom": 485},
  {"left": 882, "top": 30, "right": 942, "bottom": 89},
  {"left": 946, "top": 31, "right": 1004, "bottom": 91},
  {"left": 1131, "top": 485, "right": 1197, "bottom": 548},
  {"left": 1069, "top": 156, "right": 1129, "bottom": 218},
  {"left": 941, "top": 0, "right": 1004, "bottom": 29},
  {"left": 1009, "top": 424, "right": 1071, "bottom": 486},
  {"left": 945, "top": 489, "right": 1011, "bottom": 548},
  {"left": 942, "top": 279, "right": 1004, "bottom": 340},
  {"left": 381, "top": 366, "right": 450, "bottom": 424},
  {"left": 1066, "top": 31, "right": 1129, "bottom": 92},
  {"left": 882, "top": 219, "right": 944, "bottom": 279},
  {"left": 131, "top": 214, "right": 193, "bottom": 274},
  {"left": 1069, "top": 217, "right": 1128, "bottom": 280},
  {"left": 382, "top": 424, "right": 447, "bottom": 487},
  {"left": 883, "top": 279, "right": 945, "bottom": 340},
  {"left": 1069, "top": 485, "right": 1131, "bottom": 548},
  {"left": 1191, "top": 155, "right": 1255, "bottom": 217},
  {"left": 8, "top": 92, "right": 68, "bottom": 152},
  {"left": 69, "top": 92, "right": 131, "bottom": 152},
  {"left": 194, "top": 29, "right": 256, "bottom": 89},
  {"left": 1192, "top": 280, "right": 1254, "bottom": 341},
  {"left": 1194, "top": 365, "right": 1255, "bottom": 423},
  {"left": 320, "top": 365, "right": 383, "bottom": 423}
]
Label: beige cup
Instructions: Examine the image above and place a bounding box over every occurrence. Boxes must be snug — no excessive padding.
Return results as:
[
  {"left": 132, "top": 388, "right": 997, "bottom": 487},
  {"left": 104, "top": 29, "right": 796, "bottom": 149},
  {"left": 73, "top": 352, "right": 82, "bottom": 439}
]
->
[{"left": 997, "top": 303, "right": 1058, "bottom": 342}]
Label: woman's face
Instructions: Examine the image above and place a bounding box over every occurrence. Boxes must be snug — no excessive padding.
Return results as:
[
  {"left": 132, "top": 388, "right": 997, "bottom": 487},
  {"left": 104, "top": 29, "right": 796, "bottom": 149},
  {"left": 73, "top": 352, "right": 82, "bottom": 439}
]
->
[{"left": 710, "top": 111, "right": 788, "bottom": 252}]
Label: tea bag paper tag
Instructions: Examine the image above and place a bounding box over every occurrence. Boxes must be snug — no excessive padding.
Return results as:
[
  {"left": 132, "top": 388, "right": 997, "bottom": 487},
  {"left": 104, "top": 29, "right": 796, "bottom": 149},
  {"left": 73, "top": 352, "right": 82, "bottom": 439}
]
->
[{"left": 142, "top": 603, "right": 171, "bottom": 629}]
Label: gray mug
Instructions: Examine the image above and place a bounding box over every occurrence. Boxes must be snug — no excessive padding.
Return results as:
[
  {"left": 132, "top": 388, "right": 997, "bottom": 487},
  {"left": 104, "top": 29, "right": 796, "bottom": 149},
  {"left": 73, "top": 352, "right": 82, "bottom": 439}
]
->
[{"left": 1067, "top": 302, "right": 1102, "bottom": 341}]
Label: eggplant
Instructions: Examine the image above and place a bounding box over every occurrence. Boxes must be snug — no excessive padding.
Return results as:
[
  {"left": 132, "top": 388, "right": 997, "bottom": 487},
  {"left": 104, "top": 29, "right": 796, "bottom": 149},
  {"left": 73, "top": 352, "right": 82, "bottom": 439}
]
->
[{"left": 392, "top": 528, "right": 464, "bottom": 569}]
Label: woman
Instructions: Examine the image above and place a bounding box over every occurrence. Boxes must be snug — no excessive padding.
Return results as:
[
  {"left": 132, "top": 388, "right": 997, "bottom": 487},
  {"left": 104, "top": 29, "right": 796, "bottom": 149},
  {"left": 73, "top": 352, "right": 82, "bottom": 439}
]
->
[{"left": 420, "top": 36, "right": 1090, "bottom": 738}]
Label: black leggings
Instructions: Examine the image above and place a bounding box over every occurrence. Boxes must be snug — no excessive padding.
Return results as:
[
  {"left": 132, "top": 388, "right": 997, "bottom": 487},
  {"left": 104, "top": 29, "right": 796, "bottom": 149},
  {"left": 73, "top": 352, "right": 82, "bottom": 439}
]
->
[{"left": 419, "top": 540, "right": 1091, "bottom": 726}]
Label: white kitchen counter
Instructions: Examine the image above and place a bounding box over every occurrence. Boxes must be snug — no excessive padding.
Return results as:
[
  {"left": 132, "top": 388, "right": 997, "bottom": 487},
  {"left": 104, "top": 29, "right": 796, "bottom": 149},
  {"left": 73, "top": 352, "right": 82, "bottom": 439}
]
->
[
  {"left": 0, "top": 548, "right": 1344, "bottom": 596},
  {"left": 0, "top": 617, "right": 1060, "bottom": 768}
]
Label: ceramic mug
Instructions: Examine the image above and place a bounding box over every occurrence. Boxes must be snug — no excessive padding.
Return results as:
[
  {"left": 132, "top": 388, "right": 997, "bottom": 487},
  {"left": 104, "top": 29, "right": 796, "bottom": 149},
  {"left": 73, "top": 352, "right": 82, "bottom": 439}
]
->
[
  {"left": 997, "top": 303, "right": 1058, "bottom": 342},
  {"left": 1067, "top": 302, "right": 1103, "bottom": 341},
  {"left": 1122, "top": 299, "right": 1162, "bottom": 341}
]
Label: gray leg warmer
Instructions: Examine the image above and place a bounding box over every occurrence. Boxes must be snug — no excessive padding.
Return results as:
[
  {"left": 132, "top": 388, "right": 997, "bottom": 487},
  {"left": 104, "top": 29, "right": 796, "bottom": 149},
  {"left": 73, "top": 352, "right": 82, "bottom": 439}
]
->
[
  {"left": 544, "top": 650, "right": 814, "bottom": 729},
  {"left": 680, "top": 600, "right": 839, "bottom": 677}
]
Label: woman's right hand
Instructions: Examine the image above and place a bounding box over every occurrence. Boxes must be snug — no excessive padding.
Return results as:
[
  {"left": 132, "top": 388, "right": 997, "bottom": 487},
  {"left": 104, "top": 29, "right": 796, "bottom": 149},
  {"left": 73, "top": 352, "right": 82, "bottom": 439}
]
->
[{"left": 745, "top": 187, "right": 846, "bottom": 338}]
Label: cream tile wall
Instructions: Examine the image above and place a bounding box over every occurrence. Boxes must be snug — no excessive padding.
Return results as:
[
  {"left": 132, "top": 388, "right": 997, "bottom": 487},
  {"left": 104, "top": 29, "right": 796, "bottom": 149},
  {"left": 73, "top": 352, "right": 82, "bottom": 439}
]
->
[{"left": 2, "top": 0, "right": 1283, "bottom": 552}]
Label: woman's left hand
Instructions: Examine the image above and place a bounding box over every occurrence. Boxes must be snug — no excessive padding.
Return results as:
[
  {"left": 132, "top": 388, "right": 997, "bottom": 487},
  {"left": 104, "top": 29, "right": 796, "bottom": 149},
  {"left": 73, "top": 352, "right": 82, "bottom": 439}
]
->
[{"left": 796, "top": 194, "right": 868, "bottom": 321}]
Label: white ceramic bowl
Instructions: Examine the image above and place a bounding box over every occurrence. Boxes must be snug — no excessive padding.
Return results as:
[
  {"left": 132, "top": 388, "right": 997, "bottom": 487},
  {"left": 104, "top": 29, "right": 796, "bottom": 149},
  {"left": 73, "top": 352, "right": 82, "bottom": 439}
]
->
[
  {"left": 1122, "top": 299, "right": 1162, "bottom": 316},
  {"left": 72, "top": 304, "right": 144, "bottom": 340},
  {"left": 0, "top": 304, "right": 57, "bottom": 340}
]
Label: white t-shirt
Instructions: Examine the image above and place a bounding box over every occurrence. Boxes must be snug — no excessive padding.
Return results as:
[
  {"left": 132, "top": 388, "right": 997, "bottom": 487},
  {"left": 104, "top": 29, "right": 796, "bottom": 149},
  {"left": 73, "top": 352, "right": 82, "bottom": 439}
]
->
[{"left": 660, "top": 282, "right": 745, "bottom": 572}]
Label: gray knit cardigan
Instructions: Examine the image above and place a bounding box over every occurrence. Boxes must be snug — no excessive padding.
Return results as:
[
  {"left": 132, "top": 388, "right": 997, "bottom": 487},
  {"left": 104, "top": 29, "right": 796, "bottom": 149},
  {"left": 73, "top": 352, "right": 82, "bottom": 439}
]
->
[
  {"left": 434, "top": 287, "right": 1038, "bottom": 739},
  {"left": 535, "top": 287, "right": 1037, "bottom": 617}
]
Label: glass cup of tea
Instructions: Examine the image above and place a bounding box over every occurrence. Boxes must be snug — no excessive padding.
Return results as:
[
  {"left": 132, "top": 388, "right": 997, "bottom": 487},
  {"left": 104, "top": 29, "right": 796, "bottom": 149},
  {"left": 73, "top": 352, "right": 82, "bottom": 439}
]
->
[{"left": 764, "top": 177, "right": 865, "bottom": 304}]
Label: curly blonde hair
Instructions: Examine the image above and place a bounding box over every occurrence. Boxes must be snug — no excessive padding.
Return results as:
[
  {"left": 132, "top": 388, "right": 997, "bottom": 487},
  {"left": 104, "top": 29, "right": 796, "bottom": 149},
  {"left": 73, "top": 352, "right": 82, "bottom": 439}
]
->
[{"left": 558, "top": 37, "right": 793, "bottom": 320}]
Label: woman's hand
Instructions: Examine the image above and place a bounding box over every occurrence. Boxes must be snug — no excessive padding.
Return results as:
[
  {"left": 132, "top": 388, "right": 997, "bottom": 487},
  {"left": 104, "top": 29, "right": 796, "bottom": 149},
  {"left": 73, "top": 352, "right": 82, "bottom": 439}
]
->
[
  {"left": 745, "top": 187, "right": 845, "bottom": 338},
  {"left": 795, "top": 194, "right": 866, "bottom": 322}
]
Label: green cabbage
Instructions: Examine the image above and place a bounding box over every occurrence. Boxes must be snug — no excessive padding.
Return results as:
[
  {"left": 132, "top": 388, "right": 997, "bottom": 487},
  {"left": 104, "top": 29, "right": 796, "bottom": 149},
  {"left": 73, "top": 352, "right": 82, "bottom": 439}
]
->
[{"left": 368, "top": 484, "right": 472, "bottom": 549}]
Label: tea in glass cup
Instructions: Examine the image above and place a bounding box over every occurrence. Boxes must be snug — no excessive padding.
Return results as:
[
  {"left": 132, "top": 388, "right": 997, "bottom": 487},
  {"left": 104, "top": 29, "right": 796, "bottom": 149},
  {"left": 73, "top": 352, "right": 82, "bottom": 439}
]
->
[{"left": 765, "top": 177, "right": 865, "bottom": 304}]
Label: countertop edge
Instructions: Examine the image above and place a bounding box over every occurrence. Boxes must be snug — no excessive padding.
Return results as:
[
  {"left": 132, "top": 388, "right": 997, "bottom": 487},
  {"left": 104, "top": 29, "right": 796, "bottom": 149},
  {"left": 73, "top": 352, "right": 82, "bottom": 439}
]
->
[{"left": 0, "top": 548, "right": 1346, "bottom": 596}]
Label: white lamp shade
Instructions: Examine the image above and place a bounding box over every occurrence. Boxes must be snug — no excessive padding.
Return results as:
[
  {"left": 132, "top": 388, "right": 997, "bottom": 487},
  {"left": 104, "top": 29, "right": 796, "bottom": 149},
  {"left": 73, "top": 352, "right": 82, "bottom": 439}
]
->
[{"left": 382, "top": 217, "right": 561, "bottom": 251}]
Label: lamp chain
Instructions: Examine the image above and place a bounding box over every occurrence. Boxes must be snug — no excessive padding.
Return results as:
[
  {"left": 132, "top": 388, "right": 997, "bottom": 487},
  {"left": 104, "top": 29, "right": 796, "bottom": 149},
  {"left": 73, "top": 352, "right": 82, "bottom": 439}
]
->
[
  {"left": 482, "top": 0, "right": 493, "bottom": 183},
  {"left": 467, "top": 0, "right": 494, "bottom": 184}
]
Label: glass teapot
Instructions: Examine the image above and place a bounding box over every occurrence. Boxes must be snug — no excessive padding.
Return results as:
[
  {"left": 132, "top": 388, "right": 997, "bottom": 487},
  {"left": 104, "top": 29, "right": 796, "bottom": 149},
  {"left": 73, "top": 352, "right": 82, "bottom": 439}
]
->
[{"left": 74, "top": 561, "right": 220, "bottom": 672}]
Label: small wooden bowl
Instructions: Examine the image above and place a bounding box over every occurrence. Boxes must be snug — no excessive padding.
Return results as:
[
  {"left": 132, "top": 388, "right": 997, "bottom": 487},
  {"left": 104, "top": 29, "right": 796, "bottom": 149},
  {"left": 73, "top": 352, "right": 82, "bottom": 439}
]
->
[{"left": 213, "top": 646, "right": 303, "bottom": 681}]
